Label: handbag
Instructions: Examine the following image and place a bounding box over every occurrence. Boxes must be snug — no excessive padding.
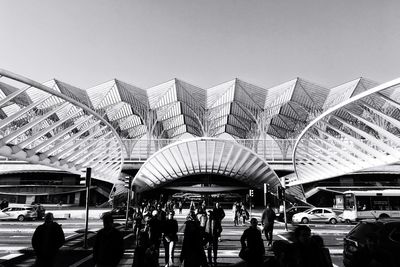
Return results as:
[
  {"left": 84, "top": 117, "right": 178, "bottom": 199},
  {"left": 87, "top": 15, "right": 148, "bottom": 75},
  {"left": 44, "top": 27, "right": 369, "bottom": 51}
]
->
[{"left": 239, "top": 247, "right": 250, "bottom": 261}]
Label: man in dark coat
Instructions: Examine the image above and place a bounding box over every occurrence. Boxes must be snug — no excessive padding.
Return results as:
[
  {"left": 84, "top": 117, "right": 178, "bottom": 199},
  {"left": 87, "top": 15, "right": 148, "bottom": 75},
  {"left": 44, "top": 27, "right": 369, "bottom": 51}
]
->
[
  {"left": 32, "top": 212, "right": 65, "bottom": 267},
  {"left": 93, "top": 212, "right": 124, "bottom": 267},
  {"left": 261, "top": 203, "right": 276, "bottom": 246},
  {"left": 163, "top": 211, "right": 178, "bottom": 267},
  {"left": 240, "top": 218, "right": 265, "bottom": 267},
  {"left": 212, "top": 202, "right": 225, "bottom": 242}
]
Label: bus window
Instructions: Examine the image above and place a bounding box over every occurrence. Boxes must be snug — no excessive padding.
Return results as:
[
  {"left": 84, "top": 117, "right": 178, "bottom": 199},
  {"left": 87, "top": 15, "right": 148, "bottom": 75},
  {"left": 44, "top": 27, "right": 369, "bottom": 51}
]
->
[
  {"left": 371, "top": 196, "right": 389, "bottom": 211},
  {"left": 344, "top": 194, "right": 355, "bottom": 210},
  {"left": 357, "top": 196, "right": 372, "bottom": 211},
  {"left": 389, "top": 196, "right": 400, "bottom": 210}
]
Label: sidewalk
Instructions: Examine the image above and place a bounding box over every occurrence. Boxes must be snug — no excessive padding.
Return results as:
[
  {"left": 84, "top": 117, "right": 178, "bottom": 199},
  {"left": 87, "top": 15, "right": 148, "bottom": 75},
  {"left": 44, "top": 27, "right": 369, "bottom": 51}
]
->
[{"left": 46, "top": 207, "right": 111, "bottom": 220}]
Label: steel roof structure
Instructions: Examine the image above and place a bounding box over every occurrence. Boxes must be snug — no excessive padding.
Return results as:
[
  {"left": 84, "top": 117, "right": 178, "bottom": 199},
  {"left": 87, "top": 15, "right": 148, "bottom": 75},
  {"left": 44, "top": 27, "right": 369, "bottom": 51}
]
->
[
  {"left": 291, "top": 77, "right": 400, "bottom": 186},
  {"left": 4, "top": 68, "right": 399, "bottom": 195},
  {"left": 0, "top": 69, "right": 124, "bottom": 183}
]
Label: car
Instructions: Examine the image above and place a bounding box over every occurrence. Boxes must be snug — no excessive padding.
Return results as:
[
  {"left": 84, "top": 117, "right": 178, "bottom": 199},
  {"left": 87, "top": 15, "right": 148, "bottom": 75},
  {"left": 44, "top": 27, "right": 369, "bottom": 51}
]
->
[
  {"left": 0, "top": 206, "right": 37, "bottom": 221},
  {"left": 343, "top": 219, "right": 400, "bottom": 266},
  {"left": 277, "top": 206, "right": 313, "bottom": 222},
  {"left": 291, "top": 207, "right": 339, "bottom": 224},
  {"left": 102, "top": 206, "right": 134, "bottom": 219}
]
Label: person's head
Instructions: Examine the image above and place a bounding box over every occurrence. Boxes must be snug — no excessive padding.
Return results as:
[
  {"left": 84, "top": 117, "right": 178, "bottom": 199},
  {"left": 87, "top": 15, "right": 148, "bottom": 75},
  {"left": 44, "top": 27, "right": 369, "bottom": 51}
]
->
[
  {"left": 152, "top": 210, "right": 158, "bottom": 217},
  {"left": 215, "top": 202, "right": 220, "bottom": 208},
  {"left": 266, "top": 203, "right": 271, "bottom": 209},
  {"left": 102, "top": 212, "right": 114, "bottom": 229},
  {"left": 156, "top": 204, "right": 162, "bottom": 210},
  {"left": 44, "top": 212, "right": 54, "bottom": 224},
  {"left": 294, "top": 225, "right": 311, "bottom": 244},
  {"left": 250, "top": 218, "right": 258, "bottom": 228},
  {"left": 310, "top": 235, "right": 325, "bottom": 248},
  {"left": 272, "top": 240, "right": 291, "bottom": 260}
]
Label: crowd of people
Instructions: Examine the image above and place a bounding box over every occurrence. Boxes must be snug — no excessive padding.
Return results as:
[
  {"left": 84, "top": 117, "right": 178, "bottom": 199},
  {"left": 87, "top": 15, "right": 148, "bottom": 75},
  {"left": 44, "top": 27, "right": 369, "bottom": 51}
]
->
[
  {"left": 29, "top": 199, "right": 359, "bottom": 267},
  {"left": 131, "top": 199, "right": 226, "bottom": 267}
]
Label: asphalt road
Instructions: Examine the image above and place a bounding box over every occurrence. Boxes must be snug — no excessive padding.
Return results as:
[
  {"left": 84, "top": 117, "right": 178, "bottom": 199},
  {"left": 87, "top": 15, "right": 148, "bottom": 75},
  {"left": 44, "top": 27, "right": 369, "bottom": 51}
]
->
[{"left": 0, "top": 211, "right": 354, "bottom": 266}]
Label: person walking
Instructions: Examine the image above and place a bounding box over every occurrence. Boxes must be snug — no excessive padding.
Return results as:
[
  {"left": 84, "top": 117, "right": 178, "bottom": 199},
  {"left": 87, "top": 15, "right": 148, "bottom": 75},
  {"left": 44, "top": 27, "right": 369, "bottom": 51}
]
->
[
  {"left": 178, "top": 200, "right": 183, "bottom": 214},
  {"left": 212, "top": 202, "right": 225, "bottom": 242},
  {"left": 148, "top": 209, "right": 163, "bottom": 265},
  {"left": 163, "top": 211, "right": 178, "bottom": 267},
  {"left": 240, "top": 218, "right": 265, "bottom": 267},
  {"left": 180, "top": 215, "right": 208, "bottom": 267},
  {"left": 240, "top": 204, "right": 249, "bottom": 226},
  {"left": 32, "top": 212, "right": 65, "bottom": 267},
  {"left": 232, "top": 202, "right": 238, "bottom": 226},
  {"left": 204, "top": 210, "right": 219, "bottom": 267},
  {"left": 93, "top": 213, "right": 124, "bottom": 267},
  {"left": 261, "top": 203, "right": 276, "bottom": 246}
]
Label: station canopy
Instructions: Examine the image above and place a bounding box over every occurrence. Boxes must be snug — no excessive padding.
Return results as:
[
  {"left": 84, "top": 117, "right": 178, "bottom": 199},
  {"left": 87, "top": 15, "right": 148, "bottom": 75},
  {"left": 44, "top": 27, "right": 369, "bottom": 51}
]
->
[{"left": 133, "top": 138, "right": 282, "bottom": 192}]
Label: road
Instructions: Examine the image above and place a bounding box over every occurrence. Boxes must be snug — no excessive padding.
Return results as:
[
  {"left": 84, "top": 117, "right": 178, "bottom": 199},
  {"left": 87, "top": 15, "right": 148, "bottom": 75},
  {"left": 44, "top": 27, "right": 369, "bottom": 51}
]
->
[
  {"left": 0, "top": 219, "right": 103, "bottom": 259},
  {"left": 0, "top": 210, "right": 353, "bottom": 266}
]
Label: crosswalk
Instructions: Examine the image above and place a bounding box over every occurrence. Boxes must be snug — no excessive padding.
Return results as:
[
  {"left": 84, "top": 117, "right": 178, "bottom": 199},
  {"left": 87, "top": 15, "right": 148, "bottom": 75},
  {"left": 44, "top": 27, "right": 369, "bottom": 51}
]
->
[
  {"left": 116, "top": 210, "right": 349, "bottom": 266},
  {"left": 0, "top": 210, "right": 350, "bottom": 266}
]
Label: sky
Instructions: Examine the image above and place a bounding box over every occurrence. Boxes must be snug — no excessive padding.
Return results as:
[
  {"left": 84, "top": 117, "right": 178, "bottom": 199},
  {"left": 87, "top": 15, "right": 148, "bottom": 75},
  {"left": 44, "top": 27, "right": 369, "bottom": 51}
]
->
[{"left": 1, "top": 0, "right": 400, "bottom": 90}]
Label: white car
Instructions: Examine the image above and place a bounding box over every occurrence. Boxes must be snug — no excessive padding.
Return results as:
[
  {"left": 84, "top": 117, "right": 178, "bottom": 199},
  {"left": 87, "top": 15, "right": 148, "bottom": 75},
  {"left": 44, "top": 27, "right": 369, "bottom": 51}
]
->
[
  {"left": 0, "top": 207, "right": 37, "bottom": 221},
  {"left": 291, "top": 207, "right": 339, "bottom": 224}
]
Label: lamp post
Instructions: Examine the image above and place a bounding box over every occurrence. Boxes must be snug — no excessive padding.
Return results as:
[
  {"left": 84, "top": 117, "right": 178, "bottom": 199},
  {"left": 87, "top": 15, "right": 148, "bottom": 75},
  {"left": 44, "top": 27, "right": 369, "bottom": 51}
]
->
[
  {"left": 281, "top": 177, "right": 288, "bottom": 231},
  {"left": 83, "top": 167, "right": 91, "bottom": 249},
  {"left": 125, "top": 176, "right": 132, "bottom": 229}
]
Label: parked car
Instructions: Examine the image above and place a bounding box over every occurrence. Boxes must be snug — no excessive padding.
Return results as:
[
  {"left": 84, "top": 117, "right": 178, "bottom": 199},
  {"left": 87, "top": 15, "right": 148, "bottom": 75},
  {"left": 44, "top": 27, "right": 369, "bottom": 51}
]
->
[
  {"left": 0, "top": 206, "right": 37, "bottom": 221},
  {"left": 277, "top": 205, "right": 313, "bottom": 222},
  {"left": 102, "top": 206, "right": 134, "bottom": 219},
  {"left": 343, "top": 219, "right": 400, "bottom": 266},
  {"left": 292, "top": 207, "right": 339, "bottom": 224}
]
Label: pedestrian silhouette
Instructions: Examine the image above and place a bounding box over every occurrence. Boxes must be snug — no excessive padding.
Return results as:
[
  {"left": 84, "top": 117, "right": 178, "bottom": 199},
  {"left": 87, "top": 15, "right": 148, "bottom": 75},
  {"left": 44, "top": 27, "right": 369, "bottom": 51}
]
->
[
  {"left": 180, "top": 215, "right": 208, "bottom": 267},
  {"left": 132, "top": 230, "right": 149, "bottom": 267},
  {"left": 310, "top": 235, "right": 333, "bottom": 267},
  {"left": 93, "top": 212, "right": 124, "bottom": 267},
  {"left": 261, "top": 203, "right": 276, "bottom": 246},
  {"left": 163, "top": 211, "right": 178, "bottom": 267},
  {"left": 292, "top": 225, "right": 324, "bottom": 267},
  {"left": 32, "top": 212, "right": 65, "bottom": 267},
  {"left": 240, "top": 218, "right": 265, "bottom": 267},
  {"left": 204, "top": 210, "right": 220, "bottom": 266},
  {"left": 212, "top": 202, "right": 225, "bottom": 242}
]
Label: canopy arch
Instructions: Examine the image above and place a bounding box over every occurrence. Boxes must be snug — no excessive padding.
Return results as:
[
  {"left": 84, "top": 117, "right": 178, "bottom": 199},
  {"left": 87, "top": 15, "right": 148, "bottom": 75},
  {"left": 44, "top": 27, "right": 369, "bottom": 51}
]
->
[{"left": 133, "top": 137, "right": 281, "bottom": 192}]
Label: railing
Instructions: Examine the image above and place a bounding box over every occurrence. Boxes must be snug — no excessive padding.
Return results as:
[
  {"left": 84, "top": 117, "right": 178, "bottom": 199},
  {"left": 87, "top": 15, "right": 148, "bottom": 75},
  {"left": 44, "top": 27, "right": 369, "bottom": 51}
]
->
[
  {"left": 121, "top": 138, "right": 297, "bottom": 162},
  {"left": 0, "top": 139, "right": 297, "bottom": 163}
]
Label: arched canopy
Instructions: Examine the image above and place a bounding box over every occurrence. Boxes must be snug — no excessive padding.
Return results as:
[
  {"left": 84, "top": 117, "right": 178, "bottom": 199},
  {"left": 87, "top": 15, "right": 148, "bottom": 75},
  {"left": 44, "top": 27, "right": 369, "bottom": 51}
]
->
[
  {"left": 133, "top": 137, "right": 281, "bottom": 192},
  {"left": 0, "top": 69, "right": 124, "bottom": 183},
  {"left": 291, "top": 77, "right": 400, "bottom": 186}
]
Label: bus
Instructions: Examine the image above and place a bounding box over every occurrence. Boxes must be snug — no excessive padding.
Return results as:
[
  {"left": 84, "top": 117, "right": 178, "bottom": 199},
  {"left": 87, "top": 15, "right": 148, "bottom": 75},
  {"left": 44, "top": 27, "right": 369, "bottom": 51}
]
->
[{"left": 341, "top": 189, "right": 400, "bottom": 222}]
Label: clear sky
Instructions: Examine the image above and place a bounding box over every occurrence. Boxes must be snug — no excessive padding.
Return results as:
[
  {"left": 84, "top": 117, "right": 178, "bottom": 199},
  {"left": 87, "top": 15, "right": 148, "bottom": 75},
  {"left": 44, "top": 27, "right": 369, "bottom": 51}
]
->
[{"left": 1, "top": 0, "right": 400, "bottom": 90}]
